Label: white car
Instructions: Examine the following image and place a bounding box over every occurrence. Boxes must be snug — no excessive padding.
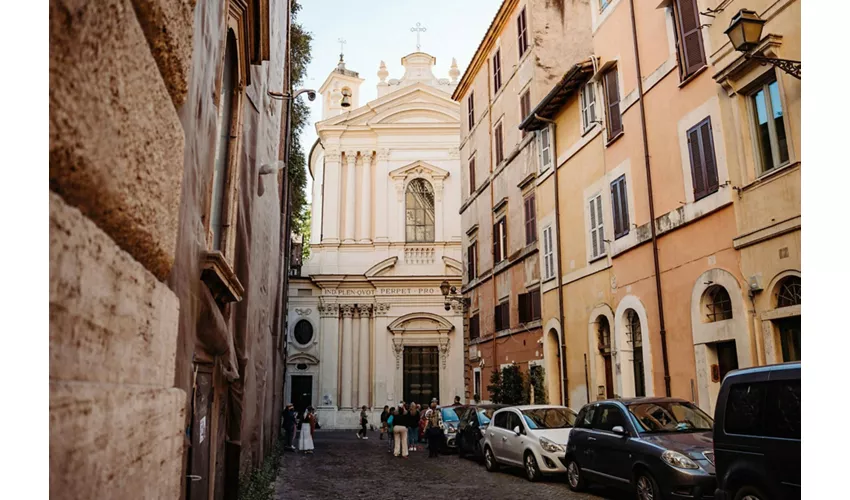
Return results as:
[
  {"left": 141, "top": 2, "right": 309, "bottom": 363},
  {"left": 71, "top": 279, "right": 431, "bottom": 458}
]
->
[{"left": 482, "top": 405, "right": 578, "bottom": 482}]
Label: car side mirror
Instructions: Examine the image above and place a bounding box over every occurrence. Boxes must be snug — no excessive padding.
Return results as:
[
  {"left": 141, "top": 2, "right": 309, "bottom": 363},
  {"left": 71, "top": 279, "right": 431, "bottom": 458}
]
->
[
  {"left": 612, "top": 425, "right": 628, "bottom": 436},
  {"left": 513, "top": 425, "right": 522, "bottom": 436}
]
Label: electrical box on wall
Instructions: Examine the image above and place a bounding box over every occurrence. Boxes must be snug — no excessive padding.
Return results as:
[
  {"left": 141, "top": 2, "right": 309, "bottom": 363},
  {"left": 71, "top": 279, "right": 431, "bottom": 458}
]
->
[{"left": 748, "top": 274, "right": 764, "bottom": 292}]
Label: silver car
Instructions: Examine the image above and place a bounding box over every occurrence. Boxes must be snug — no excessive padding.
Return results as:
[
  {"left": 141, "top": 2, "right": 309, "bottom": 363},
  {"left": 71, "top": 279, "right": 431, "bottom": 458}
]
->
[{"left": 483, "top": 405, "right": 578, "bottom": 482}]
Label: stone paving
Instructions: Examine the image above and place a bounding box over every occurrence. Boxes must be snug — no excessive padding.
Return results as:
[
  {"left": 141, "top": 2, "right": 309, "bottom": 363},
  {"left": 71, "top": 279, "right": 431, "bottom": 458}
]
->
[{"left": 273, "top": 430, "right": 627, "bottom": 500}]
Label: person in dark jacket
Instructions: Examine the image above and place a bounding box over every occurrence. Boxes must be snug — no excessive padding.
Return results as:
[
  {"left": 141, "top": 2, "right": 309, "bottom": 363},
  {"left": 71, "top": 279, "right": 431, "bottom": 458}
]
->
[
  {"left": 283, "top": 404, "right": 297, "bottom": 451},
  {"left": 379, "top": 405, "right": 389, "bottom": 440}
]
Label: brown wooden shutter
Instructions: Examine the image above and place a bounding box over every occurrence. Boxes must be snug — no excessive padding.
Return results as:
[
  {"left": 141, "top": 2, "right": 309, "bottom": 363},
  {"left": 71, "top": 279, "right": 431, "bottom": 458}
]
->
[
  {"left": 467, "top": 243, "right": 476, "bottom": 281},
  {"left": 500, "top": 218, "right": 507, "bottom": 262},
  {"left": 493, "top": 222, "right": 500, "bottom": 262},
  {"left": 611, "top": 180, "right": 623, "bottom": 237},
  {"left": 604, "top": 68, "right": 622, "bottom": 137},
  {"left": 676, "top": 0, "right": 706, "bottom": 77},
  {"left": 502, "top": 300, "right": 510, "bottom": 330},
  {"left": 469, "top": 157, "right": 476, "bottom": 194},
  {"left": 520, "top": 91, "right": 531, "bottom": 138},
  {"left": 470, "top": 314, "right": 480, "bottom": 339},
  {"left": 495, "top": 123, "right": 504, "bottom": 164},
  {"left": 531, "top": 290, "right": 541, "bottom": 321},
  {"left": 468, "top": 92, "right": 475, "bottom": 131},
  {"left": 493, "top": 49, "right": 502, "bottom": 91},
  {"left": 494, "top": 304, "right": 501, "bottom": 331},
  {"left": 518, "top": 293, "right": 529, "bottom": 323},
  {"left": 517, "top": 7, "right": 528, "bottom": 58},
  {"left": 688, "top": 117, "right": 719, "bottom": 200}
]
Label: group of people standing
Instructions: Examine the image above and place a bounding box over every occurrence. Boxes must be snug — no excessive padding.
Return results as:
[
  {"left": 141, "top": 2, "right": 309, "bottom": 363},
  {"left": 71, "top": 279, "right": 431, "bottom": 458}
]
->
[
  {"left": 378, "top": 398, "right": 445, "bottom": 458},
  {"left": 282, "top": 403, "right": 315, "bottom": 454}
]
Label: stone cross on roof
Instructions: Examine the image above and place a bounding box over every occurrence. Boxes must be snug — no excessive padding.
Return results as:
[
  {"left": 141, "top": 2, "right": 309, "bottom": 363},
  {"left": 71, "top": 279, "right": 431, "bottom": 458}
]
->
[{"left": 410, "top": 22, "right": 426, "bottom": 51}]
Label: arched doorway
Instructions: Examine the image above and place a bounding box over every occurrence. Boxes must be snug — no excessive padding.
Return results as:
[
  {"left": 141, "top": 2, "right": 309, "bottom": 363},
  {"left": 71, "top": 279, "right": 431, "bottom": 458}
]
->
[
  {"left": 543, "top": 326, "right": 562, "bottom": 405},
  {"left": 596, "top": 316, "right": 614, "bottom": 399},
  {"left": 613, "top": 296, "right": 653, "bottom": 398},
  {"left": 625, "top": 309, "right": 646, "bottom": 397}
]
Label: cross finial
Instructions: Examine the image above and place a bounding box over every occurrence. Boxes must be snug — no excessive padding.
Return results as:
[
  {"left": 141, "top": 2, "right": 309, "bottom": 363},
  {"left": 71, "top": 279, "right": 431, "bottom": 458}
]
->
[
  {"left": 410, "top": 22, "right": 426, "bottom": 51},
  {"left": 337, "top": 38, "right": 347, "bottom": 61}
]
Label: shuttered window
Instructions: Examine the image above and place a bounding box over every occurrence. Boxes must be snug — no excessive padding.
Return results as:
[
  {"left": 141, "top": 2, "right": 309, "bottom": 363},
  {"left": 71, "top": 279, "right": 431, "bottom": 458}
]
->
[
  {"left": 495, "top": 122, "right": 504, "bottom": 165},
  {"left": 542, "top": 226, "right": 555, "bottom": 280},
  {"left": 493, "top": 217, "right": 507, "bottom": 263},
  {"left": 467, "top": 241, "right": 478, "bottom": 282},
  {"left": 687, "top": 117, "right": 719, "bottom": 201},
  {"left": 610, "top": 175, "right": 630, "bottom": 239},
  {"left": 517, "top": 7, "right": 529, "bottom": 58},
  {"left": 495, "top": 300, "right": 510, "bottom": 332},
  {"left": 524, "top": 194, "right": 537, "bottom": 245},
  {"left": 580, "top": 83, "right": 597, "bottom": 132},
  {"left": 518, "top": 290, "right": 541, "bottom": 324},
  {"left": 589, "top": 194, "right": 606, "bottom": 259},
  {"left": 493, "top": 49, "right": 502, "bottom": 92},
  {"left": 674, "top": 0, "right": 706, "bottom": 78},
  {"left": 467, "top": 91, "right": 475, "bottom": 131},
  {"left": 520, "top": 90, "right": 531, "bottom": 138},
  {"left": 468, "top": 156, "right": 476, "bottom": 195},
  {"left": 470, "top": 314, "right": 480, "bottom": 340},
  {"left": 603, "top": 68, "right": 622, "bottom": 139},
  {"left": 538, "top": 126, "right": 552, "bottom": 170}
]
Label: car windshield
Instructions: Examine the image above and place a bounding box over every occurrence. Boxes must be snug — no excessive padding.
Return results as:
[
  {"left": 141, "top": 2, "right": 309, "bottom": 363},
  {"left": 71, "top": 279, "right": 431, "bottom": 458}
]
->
[
  {"left": 441, "top": 408, "right": 461, "bottom": 422},
  {"left": 478, "top": 408, "right": 498, "bottom": 425},
  {"left": 628, "top": 401, "right": 714, "bottom": 433},
  {"left": 520, "top": 408, "right": 576, "bottom": 430}
]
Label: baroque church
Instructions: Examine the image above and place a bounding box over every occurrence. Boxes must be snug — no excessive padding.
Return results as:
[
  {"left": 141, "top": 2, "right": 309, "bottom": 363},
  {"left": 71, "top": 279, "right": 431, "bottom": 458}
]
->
[{"left": 286, "top": 50, "right": 464, "bottom": 428}]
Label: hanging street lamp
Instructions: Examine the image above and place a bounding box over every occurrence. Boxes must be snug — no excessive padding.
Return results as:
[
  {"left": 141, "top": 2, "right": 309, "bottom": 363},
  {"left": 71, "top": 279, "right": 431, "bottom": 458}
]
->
[{"left": 724, "top": 9, "right": 800, "bottom": 79}]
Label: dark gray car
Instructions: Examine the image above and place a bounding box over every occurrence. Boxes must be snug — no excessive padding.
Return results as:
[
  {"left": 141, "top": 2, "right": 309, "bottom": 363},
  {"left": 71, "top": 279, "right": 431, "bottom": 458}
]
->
[{"left": 565, "top": 398, "right": 716, "bottom": 499}]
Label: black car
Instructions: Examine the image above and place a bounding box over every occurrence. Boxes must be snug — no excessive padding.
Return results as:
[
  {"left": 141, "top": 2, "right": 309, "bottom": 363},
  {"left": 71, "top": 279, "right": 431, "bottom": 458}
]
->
[
  {"left": 455, "top": 404, "right": 507, "bottom": 460},
  {"left": 565, "top": 398, "right": 716, "bottom": 499},
  {"left": 713, "top": 362, "right": 801, "bottom": 500}
]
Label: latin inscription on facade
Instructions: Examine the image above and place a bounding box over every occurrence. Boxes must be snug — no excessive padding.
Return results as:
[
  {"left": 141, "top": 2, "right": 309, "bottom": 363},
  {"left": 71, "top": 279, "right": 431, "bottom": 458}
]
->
[{"left": 320, "top": 288, "right": 440, "bottom": 296}]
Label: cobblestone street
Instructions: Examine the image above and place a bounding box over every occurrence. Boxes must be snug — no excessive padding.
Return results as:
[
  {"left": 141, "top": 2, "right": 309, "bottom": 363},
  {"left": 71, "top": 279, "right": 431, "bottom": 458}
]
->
[{"left": 274, "top": 431, "right": 626, "bottom": 500}]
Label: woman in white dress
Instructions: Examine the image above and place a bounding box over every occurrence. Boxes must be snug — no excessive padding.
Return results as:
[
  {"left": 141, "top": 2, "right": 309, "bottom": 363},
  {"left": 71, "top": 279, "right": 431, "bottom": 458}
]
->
[{"left": 298, "top": 407, "right": 315, "bottom": 454}]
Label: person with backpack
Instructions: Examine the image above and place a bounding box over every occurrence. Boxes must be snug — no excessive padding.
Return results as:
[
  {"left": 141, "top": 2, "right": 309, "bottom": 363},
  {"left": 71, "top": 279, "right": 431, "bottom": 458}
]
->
[
  {"left": 356, "top": 405, "right": 369, "bottom": 439},
  {"left": 386, "top": 407, "right": 396, "bottom": 453},
  {"left": 379, "top": 405, "right": 389, "bottom": 440}
]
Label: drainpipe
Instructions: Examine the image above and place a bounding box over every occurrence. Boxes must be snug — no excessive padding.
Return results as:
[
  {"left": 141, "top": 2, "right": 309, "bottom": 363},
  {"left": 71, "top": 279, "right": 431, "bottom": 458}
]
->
[
  {"left": 629, "top": 0, "right": 671, "bottom": 397},
  {"left": 748, "top": 291, "right": 765, "bottom": 365},
  {"left": 533, "top": 112, "right": 568, "bottom": 407}
]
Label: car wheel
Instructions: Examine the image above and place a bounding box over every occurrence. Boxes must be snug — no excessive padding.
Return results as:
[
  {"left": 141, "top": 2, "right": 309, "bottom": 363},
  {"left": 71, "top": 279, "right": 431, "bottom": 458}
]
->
[
  {"left": 635, "top": 471, "right": 662, "bottom": 500},
  {"left": 484, "top": 446, "right": 500, "bottom": 472},
  {"left": 566, "top": 459, "right": 587, "bottom": 492},
  {"left": 524, "top": 452, "right": 541, "bottom": 482},
  {"left": 734, "top": 486, "right": 768, "bottom": 500}
]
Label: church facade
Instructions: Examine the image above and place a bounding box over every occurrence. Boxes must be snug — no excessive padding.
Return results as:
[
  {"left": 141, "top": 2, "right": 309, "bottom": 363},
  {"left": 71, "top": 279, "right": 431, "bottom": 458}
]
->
[{"left": 286, "top": 51, "right": 465, "bottom": 428}]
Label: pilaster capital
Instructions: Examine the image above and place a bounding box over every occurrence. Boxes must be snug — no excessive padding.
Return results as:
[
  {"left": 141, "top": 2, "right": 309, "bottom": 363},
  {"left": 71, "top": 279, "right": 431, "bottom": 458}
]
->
[
  {"left": 325, "top": 147, "right": 341, "bottom": 162},
  {"left": 377, "top": 148, "right": 390, "bottom": 161},
  {"left": 341, "top": 304, "right": 355, "bottom": 318},
  {"left": 344, "top": 151, "right": 358, "bottom": 165},
  {"left": 356, "top": 304, "right": 372, "bottom": 317},
  {"left": 318, "top": 303, "right": 339, "bottom": 318},
  {"left": 359, "top": 150, "right": 374, "bottom": 164},
  {"left": 374, "top": 303, "right": 391, "bottom": 317}
]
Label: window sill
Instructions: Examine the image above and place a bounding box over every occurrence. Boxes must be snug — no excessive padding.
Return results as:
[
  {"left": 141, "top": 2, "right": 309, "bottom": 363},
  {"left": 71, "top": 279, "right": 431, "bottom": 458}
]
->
[
  {"left": 201, "top": 251, "right": 244, "bottom": 305},
  {"left": 605, "top": 131, "right": 624, "bottom": 147},
  {"left": 614, "top": 231, "right": 629, "bottom": 240},
  {"left": 581, "top": 123, "right": 601, "bottom": 138},
  {"left": 743, "top": 161, "right": 800, "bottom": 192},
  {"left": 588, "top": 253, "right": 608, "bottom": 265},
  {"left": 693, "top": 187, "right": 720, "bottom": 203},
  {"left": 678, "top": 65, "right": 707, "bottom": 89}
]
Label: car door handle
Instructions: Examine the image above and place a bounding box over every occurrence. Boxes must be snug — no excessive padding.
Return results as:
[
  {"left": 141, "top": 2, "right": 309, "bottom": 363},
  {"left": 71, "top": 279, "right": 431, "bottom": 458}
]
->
[
  {"left": 501, "top": 437, "right": 507, "bottom": 441},
  {"left": 587, "top": 437, "right": 597, "bottom": 442}
]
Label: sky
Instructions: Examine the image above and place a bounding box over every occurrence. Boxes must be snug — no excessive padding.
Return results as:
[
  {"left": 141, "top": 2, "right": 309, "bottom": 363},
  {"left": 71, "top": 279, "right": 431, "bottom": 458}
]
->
[{"left": 295, "top": 0, "right": 503, "bottom": 195}]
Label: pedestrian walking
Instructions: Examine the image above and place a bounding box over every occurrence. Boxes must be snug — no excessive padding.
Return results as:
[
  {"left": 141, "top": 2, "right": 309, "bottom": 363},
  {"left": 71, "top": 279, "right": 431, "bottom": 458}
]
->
[
  {"left": 356, "top": 405, "right": 369, "bottom": 439},
  {"left": 299, "top": 407, "right": 315, "bottom": 454},
  {"left": 386, "top": 407, "right": 396, "bottom": 452},
  {"left": 283, "top": 403, "right": 297, "bottom": 451},
  {"left": 425, "top": 399, "right": 443, "bottom": 458},
  {"left": 393, "top": 405, "right": 409, "bottom": 458},
  {"left": 379, "top": 405, "right": 389, "bottom": 440},
  {"left": 451, "top": 396, "right": 462, "bottom": 406}
]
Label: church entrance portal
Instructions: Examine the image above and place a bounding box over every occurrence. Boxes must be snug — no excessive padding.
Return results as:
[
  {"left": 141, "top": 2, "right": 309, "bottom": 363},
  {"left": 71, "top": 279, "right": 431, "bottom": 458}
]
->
[{"left": 403, "top": 347, "right": 440, "bottom": 404}]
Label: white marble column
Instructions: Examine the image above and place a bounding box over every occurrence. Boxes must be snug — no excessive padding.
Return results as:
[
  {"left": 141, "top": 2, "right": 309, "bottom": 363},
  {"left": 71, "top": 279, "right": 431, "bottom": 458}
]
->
[
  {"left": 358, "top": 151, "right": 373, "bottom": 243},
  {"left": 373, "top": 303, "right": 391, "bottom": 406},
  {"left": 343, "top": 151, "right": 357, "bottom": 243},
  {"left": 340, "top": 304, "right": 355, "bottom": 408},
  {"left": 318, "top": 303, "right": 339, "bottom": 408},
  {"left": 351, "top": 307, "right": 361, "bottom": 407},
  {"left": 357, "top": 304, "right": 372, "bottom": 406},
  {"left": 321, "top": 148, "right": 342, "bottom": 244},
  {"left": 375, "top": 149, "right": 391, "bottom": 244}
]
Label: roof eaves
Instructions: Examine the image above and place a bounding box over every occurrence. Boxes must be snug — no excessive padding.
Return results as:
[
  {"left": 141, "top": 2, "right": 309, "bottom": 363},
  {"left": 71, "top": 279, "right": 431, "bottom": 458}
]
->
[{"left": 519, "top": 59, "right": 594, "bottom": 132}]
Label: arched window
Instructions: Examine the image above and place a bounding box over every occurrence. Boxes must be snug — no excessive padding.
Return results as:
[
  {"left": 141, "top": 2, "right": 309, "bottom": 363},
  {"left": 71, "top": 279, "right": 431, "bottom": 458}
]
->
[
  {"left": 210, "top": 29, "right": 239, "bottom": 251},
  {"left": 776, "top": 276, "right": 801, "bottom": 308},
  {"left": 703, "top": 285, "right": 733, "bottom": 323},
  {"left": 625, "top": 309, "right": 646, "bottom": 397},
  {"left": 405, "top": 178, "right": 435, "bottom": 242}
]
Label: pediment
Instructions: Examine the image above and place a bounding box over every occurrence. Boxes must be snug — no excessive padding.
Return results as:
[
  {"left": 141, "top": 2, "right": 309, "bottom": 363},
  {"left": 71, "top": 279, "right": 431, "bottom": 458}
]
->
[
  {"left": 389, "top": 161, "right": 450, "bottom": 182},
  {"left": 365, "top": 257, "right": 397, "bottom": 277},
  {"left": 442, "top": 257, "right": 462, "bottom": 276},
  {"left": 387, "top": 312, "right": 454, "bottom": 334},
  {"left": 287, "top": 352, "right": 319, "bottom": 365},
  {"left": 318, "top": 83, "right": 459, "bottom": 128}
]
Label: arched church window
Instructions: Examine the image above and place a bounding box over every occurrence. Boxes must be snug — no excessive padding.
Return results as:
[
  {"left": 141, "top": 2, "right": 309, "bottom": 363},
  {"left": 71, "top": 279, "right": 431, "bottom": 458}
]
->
[
  {"left": 210, "top": 29, "right": 239, "bottom": 251},
  {"left": 703, "top": 285, "right": 733, "bottom": 322},
  {"left": 405, "top": 178, "right": 435, "bottom": 243},
  {"left": 776, "top": 276, "right": 801, "bottom": 308}
]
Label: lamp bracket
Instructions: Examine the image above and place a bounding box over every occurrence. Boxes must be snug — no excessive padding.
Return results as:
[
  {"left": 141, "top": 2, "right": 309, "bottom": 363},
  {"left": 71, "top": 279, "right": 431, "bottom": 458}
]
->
[{"left": 746, "top": 53, "right": 801, "bottom": 79}]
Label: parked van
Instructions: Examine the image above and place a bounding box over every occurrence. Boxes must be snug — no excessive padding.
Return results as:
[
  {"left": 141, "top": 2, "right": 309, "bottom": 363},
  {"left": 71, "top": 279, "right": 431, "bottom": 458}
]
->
[{"left": 713, "top": 362, "right": 801, "bottom": 500}]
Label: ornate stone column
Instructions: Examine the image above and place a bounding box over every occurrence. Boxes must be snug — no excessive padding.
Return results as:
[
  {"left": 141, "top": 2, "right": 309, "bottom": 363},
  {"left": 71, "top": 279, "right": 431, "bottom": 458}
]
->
[
  {"left": 317, "top": 302, "right": 339, "bottom": 408},
  {"left": 340, "top": 304, "right": 355, "bottom": 408},
  {"left": 374, "top": 149, "right": 390, "bottom": 243},
  {"left": 372, "top": 303, "right": 392, "bottom": 405},
  {"left": 358, "top": 151, "right": 373, "bottom": 243},
  {"left": 343, "top": 151, "right": 357, "bottom": 243},
  {"left": 321, "top": 148, "right": 342, "bottom": 244},
  {"left": 351, "top": 306, "right": 361, "bottom": 406},
  {"left": 357, "top": 304, "right": 372, "bottom": 405}
]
